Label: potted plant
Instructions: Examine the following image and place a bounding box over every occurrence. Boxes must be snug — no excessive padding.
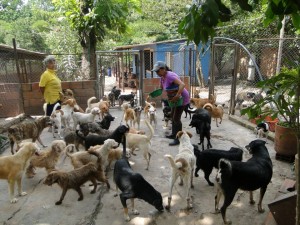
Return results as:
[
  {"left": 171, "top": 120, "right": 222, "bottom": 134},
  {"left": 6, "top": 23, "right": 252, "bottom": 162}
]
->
[{"left": 241, "top": 66, "right": 300, "bottom": 158}]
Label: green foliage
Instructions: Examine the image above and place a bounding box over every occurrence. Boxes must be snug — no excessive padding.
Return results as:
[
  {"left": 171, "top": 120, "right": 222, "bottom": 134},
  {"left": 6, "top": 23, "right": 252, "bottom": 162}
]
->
[
  {"left": 241, "top": 66, "right": 300, "bottom": 128},
  {"left": 179, "top": 0, "right": 300, "bottom": 45}
]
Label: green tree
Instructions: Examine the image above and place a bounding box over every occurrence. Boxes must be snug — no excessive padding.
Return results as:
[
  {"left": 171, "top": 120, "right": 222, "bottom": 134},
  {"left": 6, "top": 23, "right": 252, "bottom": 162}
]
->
[{"left": 52, "top": 0, "right": 138, "bottom": 79}]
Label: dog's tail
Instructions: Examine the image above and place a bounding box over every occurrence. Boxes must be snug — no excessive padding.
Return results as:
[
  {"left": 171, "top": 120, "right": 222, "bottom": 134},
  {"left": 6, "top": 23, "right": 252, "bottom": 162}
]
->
[
  {"left": 145, "top": 119, "right": 154, "bottom": 141},
  {"left": 203, "top": 102, "right": 214, "bottom": 112},
  {"left": 58, "top": 144, "right": 76, "bottom": 168},
  {"left": 51, "top": 102, "right": 61, "bottom": 117},
  {"left": 165, "top": 154, "right": 186, "bottom": 171},
  {"left": 218, "top": 158, "right": 232, "bottom": 177},
  {"left": 87, "top": 96, "right": 97, "bottom": 109},
  {"left": 75, "top": 130, "right": 86, "bottom": 141},
  {"left": 87, "top": 149, "right": 102, "bottom": 169}
]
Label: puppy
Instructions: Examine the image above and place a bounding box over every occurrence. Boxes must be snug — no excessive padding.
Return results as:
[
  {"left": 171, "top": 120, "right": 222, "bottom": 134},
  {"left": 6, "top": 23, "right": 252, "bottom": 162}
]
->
[
  {"left": 26, "top": 140, "right": 66, "bottom": 178},
  {"left": 144, "top": 96, "right": 156, "bottom": 118},
  {"left": 113, "top": 157, "right": 164, "bottom": 221},
  {"left": 0, "top": 142, "right": 40, "bottom": 203},
  {"left": 122, "top": 103, "right": 136, "bottom": 128},
  {"left": 44, "top": 153, "right": 110, "bottom": 205},
  {"left": 126, "top": 120, "right": 154, "bottom": 170},
  {"left": 189, "top": 108, "right": 212, "bottom": 151},
  {"left": 161, "top": 99, "right": 172, "bottom": 128},
  {"left": 235, "top": 91, "right": 259, "bottom": 110},
  {"left": 72, "top": 107, "right": 100, "bottom": 130},
  {"left": 203, "top": 103, "right": 224, "bottom": 127},
  {"left": 215, "top": 139, "right": 273, "bottom": 224},
  {"left": 50, "top": 102, "right": 64, "bottom": 139},
  {"left": 190, "top": 93, "right": 216, "bottom": 109},
  {"left": 193, "top": 145, "right": 243, "bottom": 186},
  {"left": 148, "top": 104, "right": 157, "bottom": 129},
  {"left": 8, "top": 115, "right": 50, "bottom": 154},
  {"left": 254, "top": 122, "right": 269, "bottom": 140},
  {"left": 96, "top": 113, "right": 115, "bottom": 130},
  {"left": 165, "top": 131, "right": 196, "bottom": 210}
]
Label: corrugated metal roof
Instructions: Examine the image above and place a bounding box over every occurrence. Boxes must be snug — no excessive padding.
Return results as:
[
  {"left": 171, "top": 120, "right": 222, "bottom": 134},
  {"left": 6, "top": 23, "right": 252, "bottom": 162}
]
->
[{"left": 0, "top": 44, "right": 46, "bottom": 57}]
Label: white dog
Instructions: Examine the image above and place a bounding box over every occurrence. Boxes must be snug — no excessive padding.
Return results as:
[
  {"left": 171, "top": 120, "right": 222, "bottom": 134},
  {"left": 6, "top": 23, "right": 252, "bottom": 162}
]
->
[
  {"left": 125, "top": 120, "right": 154, "bottom": 170},
  {"left": 50, "top": 103, "right": 63, "bottom": 139},
  {"left": 148, "top": 104, "right": 157, "bottom": 129},
  {"left": 165, "top": 131, "right": 196, "bottom": 210},
  {"left": 72, "top": 107, "right": 100, "bottom": 130}
]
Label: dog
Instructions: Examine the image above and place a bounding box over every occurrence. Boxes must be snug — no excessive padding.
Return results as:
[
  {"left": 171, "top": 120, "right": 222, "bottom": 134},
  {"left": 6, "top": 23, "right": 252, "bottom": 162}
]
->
[
  {"left": 190, "top": 93, "right": 216, "bottom": 109},
  {"left": 44, "top": 152, "right": 110, "bottom": 205},
  {"left": 254, "top": 122, "right": 269, "bottom": 140},
  {"left": 108, "top": 92, "right": 116, "bottom": 107},
  {"left": 66, "top": 139, "right": 119, "bottom": 171},
  {"left": 76, "top": 125, "right": 129, "bottom": 150},
  {"left": 110, "top": 86, "right": 121, "bottom": 106},
  {"left": 121, "top": 103, "right": 136, "bottom": 128},
  {"left": 113, "top": 157, "right": 164, "bottom": 221},
  {"left": 133, "top": 106, "right": 143, "bottom": 130},
  {"left": 60, "top": 98, "right": 79, "bottom": 130},
  {"left": 161, "top": 99, "right": 172, "bottom": 128},
  {"left": 8, "top": 115, "right": 50, "bottom": 154},
  {"left": 193, "top": 144, "right": 243, "bottom": 186},
  {"left": 85, "top": 96, "right": 98, "bottom": 113},
  {"left": 72, "top": 107, "right": 100, "bottom": 130},
  {"left": 99, "top": 100, "right": 110, "bottom": 119},
  {"left": 107, "top": 147, "right": 131, "bottom": 171},
  {"left": 215, "top": 139, "right": 273, "bottom": 224},
  {"left": 235, "top": 91, "right": 262, "bottom": 110},
  {"left": 183, "top": 103, "right": 197, "bottom": 119},
  {"left": 50, "top": 103, "right": 64, "bottom": 139},
  {"left": 144, "top": 96, "right": 156, "bottom": 118},
  {"left": 126, "top": 120, "right": 154, "bottom": 170},
  {"left": 0, "top": 142, "right": 40, "bottom": 203},
  {"left": 118, "top": 92, "right": 135, "bottom": 107},
  {"left": 165, "top": 131, "right": 196, "bottom": 210},
  {"left": 59, "top": 89, "right": 84, "bottom": 113},
  {"left": 26, "top": 140, "right": 66, "bottom": 178},
  {"left": 189, "top": 108, "right": 212, "bottom": 150},
  {"left": 96, "top": 113, "right": 115, "bottom": 130},
  {"left": 203, "top": 103, "right": 224, "bottom": 127},
  {"left": 148, "top": 104, "right": 157, "bottom": 129}
]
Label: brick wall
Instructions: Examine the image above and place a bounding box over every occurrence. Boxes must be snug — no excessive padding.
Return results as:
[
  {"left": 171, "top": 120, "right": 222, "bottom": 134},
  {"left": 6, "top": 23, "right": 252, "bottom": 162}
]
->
[
  {"left": 21, "top": 80, "right": 97, "bottom": 116},
  {"left": 142, "top": 76, "right": 190, "bottom": 106}
]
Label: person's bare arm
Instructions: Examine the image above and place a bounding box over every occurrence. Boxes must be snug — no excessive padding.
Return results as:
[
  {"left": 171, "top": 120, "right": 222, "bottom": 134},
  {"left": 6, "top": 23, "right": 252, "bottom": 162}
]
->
[{"left": 171, "top": 78, "right": 185, "bottom": 102}]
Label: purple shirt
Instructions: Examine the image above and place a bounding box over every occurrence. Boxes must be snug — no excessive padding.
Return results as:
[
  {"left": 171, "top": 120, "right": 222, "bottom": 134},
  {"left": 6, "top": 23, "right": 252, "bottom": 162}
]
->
[{"left": 161, "top": 71, "right": 190, "bottom": 106}]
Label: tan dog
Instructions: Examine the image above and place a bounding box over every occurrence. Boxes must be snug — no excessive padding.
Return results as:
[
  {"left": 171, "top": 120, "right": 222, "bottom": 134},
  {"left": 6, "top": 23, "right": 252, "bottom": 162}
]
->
[
  {"left": 59, "top": 89, "right": 84, "bottom": 113},
  {"left": 107, "top": 147, "right": 131, "bottom": 170},
  {"left": 125, "top": 120, "right": 154, "bottom": 170},
  {"left": 0, "top": 142, "right": 40, "bottom": 203},
  {"left": 99, "top": 101, "right": 110, "bottom": 119},
  {"left": 26, "top": 140, "right": 67, "bottom": 178},
  {"left": 190, "top": 94, "right": 217, "bottom": 109},
  {"left": 144, "top": 96, "right": 156, "bottom": 118},
  {"left": 129, "top": 127, "right": 145, "bottom": 135},
  {"left": 8, "top": 116, "right": 50, "bottom": 154},
  {"left": 66, "top": 139, "right": 119, "bottom": 171},
  {"left": 43, "top": 153, "right": 110, "bottom": 205},
  {"left": 122, "top": 103, "right": 136, "bottom": 128},
  {"left": 165, "top": 131, "right": 196, "bottom": 210},
  {"left": 203, "top": 103, "right": 224, "bottom": 127}
]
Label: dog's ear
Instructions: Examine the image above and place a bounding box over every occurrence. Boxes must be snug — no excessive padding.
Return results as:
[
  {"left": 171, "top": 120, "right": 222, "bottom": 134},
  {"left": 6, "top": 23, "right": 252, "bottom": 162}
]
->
[
  {"left": 186, "top": 131, "right": 193, "bottom": 138},
  {"left": 176, "top": 131, "right": 184, "bottom": 139}
]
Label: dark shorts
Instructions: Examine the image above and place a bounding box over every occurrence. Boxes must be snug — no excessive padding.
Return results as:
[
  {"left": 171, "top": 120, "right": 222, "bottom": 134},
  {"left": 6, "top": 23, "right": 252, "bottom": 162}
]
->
[{"left": 46, "top": 100, "right": 61, "bottom": 116}]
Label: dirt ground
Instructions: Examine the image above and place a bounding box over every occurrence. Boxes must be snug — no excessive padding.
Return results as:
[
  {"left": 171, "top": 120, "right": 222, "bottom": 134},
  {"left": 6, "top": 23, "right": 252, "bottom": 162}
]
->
[{"left": 0, "top": 103, "right": 295, "bottom": 225}]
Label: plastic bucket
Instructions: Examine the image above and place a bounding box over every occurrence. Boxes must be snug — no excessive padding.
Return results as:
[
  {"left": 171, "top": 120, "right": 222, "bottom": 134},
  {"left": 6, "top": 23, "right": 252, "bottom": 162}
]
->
[
  {"left": 168, "top": 97, "right": 183, "bottom": 107},
  {"left": 149, "top": 89, "right": 163, "bottom": 98}
]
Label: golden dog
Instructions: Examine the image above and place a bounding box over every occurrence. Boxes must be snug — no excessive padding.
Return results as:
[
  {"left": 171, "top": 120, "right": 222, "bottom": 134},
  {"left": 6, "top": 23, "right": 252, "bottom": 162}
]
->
[
  {"left": 8, "top": 116, "right": 50, "bottom": 154},
  {"left": 0, "top": 142, "right": 40, "bottom": 203},
  {"left": 99, "top": 101, "right": 110, "bottom": 119},
  {"left": 122, "top": 103, "right": 136, "bottom": 128},
  {"left": 203, "top": 103, "right": 224, "bottom": 127},
  {"left": 26, "top": 140, "right": 67, "bottom": 178},
  {"left": 190, "top": 94, "right": 217, "bottom": 109}
]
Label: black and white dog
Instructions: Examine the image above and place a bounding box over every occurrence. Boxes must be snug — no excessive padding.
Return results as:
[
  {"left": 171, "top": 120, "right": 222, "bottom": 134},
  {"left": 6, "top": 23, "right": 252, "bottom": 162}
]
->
[
  {"left": 118, "top": 92, "right": 135, "bottom": 107},
  {"left": 254, "top": 122, "right": 269, "bottom": 140},
  {"left": 183, "top": 103, "right": 197, "bottom": 119},
  {"left": 193, "top": 145, "right": 243, "bottom": 186},
  {"left": 161, "top": 99, "right": 172, "bottom": 128},
  {"left": 215, "top": 139, "right": 273, "bottom": 224},
  {"left": 113, "top": 157, "right": 164, "bottom": 221}
]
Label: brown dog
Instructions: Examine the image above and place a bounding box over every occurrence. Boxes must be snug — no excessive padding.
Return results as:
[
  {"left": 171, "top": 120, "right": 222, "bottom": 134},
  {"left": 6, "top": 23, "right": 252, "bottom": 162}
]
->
[
  {"left": 43, "top": 152, "right": 110, "bottom": 205},
  {"left": 0, "top": 142, "right": 40, "bottom": 203},
  {"left": 99, "top": 101, "right": 110, "bottom": 119},
  {"left": 26, "top": 140, "right": 67, "bottom": 178},
  {"left": 203, "top": 103, "right": 224, "bottom": 127},
  {"left": 8, "top": 116, "right": 50, "bottom": 154},
  {"left": 122, "top": 103, "right": 136, "bottom": 128},
  {"left": 190, "top": 94, "right": 217, "bottom": 109}
]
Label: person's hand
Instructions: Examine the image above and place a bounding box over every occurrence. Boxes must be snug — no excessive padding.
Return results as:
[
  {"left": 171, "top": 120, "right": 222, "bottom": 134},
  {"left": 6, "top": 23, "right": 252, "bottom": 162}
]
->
[{"left": 170, "top": 95, "right": 180, "bottom": 103}]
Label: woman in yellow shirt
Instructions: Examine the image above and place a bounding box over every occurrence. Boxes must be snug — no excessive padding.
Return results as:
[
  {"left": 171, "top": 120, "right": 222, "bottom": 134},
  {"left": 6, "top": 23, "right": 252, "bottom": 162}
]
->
[{"left": 39, "top": 55, "right": 62, "bottom": 116}]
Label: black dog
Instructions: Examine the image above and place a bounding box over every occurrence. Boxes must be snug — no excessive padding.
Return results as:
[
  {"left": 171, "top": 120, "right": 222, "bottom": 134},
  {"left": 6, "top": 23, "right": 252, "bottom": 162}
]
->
[
  {"left": 215, "top": 139, "right": 273, "bottom": 224},
  {"left": 118, "top": 92, "right": 135, "bottom": 106},
  {"left": 189, "top": 108, "right": 212, "bottom": 150},
  {"left": 193, "top": 144, "right": 243, "bottom": 186},
  {"left": 113, "top": 158, "right": 164, "bottom": 221},
  {"left": 96, "top": 113, "right": 115, "bottom": 130},
  {"left": 183, "top": 103, "right": 197, "bottom": 119},
  {"left": 76, "top": 125, "right": 129, "bottom": 150}
]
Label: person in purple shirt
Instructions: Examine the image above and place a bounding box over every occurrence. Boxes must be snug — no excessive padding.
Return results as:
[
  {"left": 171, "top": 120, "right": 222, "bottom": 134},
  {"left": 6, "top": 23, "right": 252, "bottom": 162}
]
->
[{"left": 151, "top": 61, "right": 190, "bottom": 146}]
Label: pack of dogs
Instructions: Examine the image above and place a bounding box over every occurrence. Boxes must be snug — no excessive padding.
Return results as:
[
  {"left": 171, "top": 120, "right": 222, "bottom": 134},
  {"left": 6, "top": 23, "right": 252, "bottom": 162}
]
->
[{"left": 2, "top": 87, "right": 276, "bottom": 224}]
